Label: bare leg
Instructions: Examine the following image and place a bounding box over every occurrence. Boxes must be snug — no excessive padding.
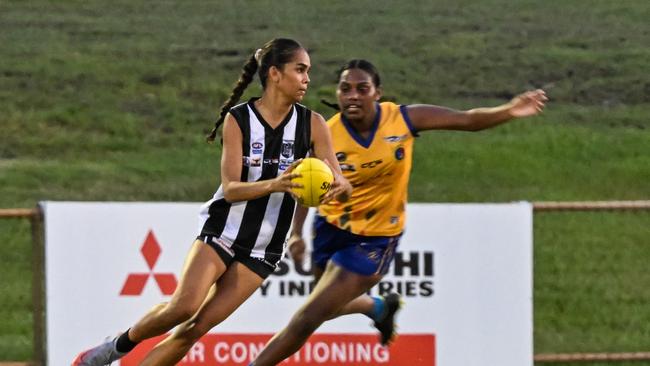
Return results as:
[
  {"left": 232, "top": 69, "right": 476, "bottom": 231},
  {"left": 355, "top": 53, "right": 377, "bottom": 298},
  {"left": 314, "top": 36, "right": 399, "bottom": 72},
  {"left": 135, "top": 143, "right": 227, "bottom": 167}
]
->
[
  {"left": 313, "top": 262, "right": 375, "bottom": 320},
  {"left": 71, "top": 240, "right": 226, "bottom": 366},
  {"left": 312, "top": 263, "right": 324, "bottom": 282},
  {"left": 330, "top": 295, "right": 375, "bottom": 318},
  {"left": 253, "top": 261, "right": 382, "bottom": 366},
  {"left": 139, "top": 262, "right": 265, "bottom": 366},
  {"left": 127, "top": 240, "right": 226, "bottom": 342}
]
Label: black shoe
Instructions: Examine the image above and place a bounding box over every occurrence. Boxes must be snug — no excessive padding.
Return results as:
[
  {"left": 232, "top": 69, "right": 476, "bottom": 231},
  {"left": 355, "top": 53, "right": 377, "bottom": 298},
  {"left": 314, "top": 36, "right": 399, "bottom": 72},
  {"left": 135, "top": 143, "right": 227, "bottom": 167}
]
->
[{"left": 373, "top": 292, "right": 403, "bottom": 346}]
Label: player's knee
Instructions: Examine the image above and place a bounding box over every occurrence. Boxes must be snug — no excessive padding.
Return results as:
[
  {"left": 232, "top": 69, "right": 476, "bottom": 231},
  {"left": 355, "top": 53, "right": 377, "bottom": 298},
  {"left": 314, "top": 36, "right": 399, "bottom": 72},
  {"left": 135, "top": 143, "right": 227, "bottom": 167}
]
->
[
  {"left": 290, "top": 309, "right": 324, "bottom": 337},
  {"left": 164, "top": 302, "right": 199, "bottom": 324},
  {"left": 173, "top": 318, "right": 212, "bottom": 344},
  {"left": 173, "top": 319, "right": 207, "bottom": 346}
]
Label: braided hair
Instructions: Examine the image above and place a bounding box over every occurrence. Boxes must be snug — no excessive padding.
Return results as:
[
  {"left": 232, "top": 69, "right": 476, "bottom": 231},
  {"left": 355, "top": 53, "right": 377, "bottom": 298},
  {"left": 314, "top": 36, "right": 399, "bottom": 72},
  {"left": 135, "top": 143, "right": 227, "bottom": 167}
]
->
[{"left": 207, "top": 38, "right": 304, "bottom": 142}]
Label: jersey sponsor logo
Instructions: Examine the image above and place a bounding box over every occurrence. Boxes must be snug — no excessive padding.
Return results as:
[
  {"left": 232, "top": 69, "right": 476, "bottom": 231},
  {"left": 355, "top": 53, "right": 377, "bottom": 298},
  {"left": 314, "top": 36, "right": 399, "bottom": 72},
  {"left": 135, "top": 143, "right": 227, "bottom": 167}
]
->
[
  {"left": 335, "top": 151, "right": 347, "bottom": 162},
  {"left": 383, "top": 134, "right": 408, "bottom": 143},
  {"left": 279, "top": 158, "right": 294, "bottom": 170},
  {"left": 395, "top": 146, "right": 405, "bottom": 160},
  {"left": 250, "top": 157, "right": 262, "bottom": 167},
  {"left": 339, "top": 163, "right": 356, "bottom": 172},
  {"left": 251, "top": 141, "right": 263, "bottom": 154},
  {"left": 244, "top": 156, "right": 270, "bottom": 167},
  {"left": 281, "top": 140, "right": 294, "bottom": 158},
  {"left": 247, "top": 157, "right": 293, "bottom": 167},
  {"left": 361, "top": 159, "right": 383, "bottom": 169}
]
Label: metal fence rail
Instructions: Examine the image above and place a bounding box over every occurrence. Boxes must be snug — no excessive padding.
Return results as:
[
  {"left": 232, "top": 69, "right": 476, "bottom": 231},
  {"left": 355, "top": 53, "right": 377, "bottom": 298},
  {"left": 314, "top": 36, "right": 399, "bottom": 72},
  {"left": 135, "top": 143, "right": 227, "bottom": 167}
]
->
[
  {"left": 1, "top": 201, "right": 650, "bottom": 366},
  {"left": 533, "top": 200, "right": 650, "bottom": 211},
  {"left": 534, "top": 352, "right": 650, "bottom": 363},
  {"left": 0, "top": 208, "right": 39, "bottom": 218}
]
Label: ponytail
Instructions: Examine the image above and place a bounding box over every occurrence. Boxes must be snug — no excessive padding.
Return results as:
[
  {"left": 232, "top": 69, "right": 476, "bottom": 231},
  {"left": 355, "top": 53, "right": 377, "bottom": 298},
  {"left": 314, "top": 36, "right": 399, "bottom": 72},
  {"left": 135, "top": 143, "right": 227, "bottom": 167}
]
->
[
  {"left": 206, "top": 54, "right": 258, "bottom": 143},
  {"left": 207, "top": 38, "right": 304, "bottom": 143}
]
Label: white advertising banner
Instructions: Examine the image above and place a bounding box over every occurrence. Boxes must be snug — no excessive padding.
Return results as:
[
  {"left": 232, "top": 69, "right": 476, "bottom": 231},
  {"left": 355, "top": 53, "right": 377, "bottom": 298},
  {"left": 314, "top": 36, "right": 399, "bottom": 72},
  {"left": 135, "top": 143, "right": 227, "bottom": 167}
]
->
[{"left": 43, "top": 201, "right": 532, "bottom": 366}]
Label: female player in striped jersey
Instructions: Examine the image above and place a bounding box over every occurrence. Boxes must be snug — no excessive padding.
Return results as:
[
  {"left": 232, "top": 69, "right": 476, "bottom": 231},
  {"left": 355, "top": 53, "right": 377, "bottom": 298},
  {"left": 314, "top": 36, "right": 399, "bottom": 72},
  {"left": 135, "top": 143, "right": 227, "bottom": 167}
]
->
[
  {"left": 250, "top": 59, "right": 547, "bottom": 365},
  {"left": 72, "top": 38, "right": 351, "bottom": 366}
]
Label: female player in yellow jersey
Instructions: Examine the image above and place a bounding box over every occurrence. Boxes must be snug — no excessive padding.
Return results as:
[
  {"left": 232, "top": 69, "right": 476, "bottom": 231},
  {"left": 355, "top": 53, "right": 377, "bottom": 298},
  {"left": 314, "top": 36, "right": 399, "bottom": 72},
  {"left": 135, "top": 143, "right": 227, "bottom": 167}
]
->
[{"left": 250, "top": 59, "right": 547, "bottom": 366}]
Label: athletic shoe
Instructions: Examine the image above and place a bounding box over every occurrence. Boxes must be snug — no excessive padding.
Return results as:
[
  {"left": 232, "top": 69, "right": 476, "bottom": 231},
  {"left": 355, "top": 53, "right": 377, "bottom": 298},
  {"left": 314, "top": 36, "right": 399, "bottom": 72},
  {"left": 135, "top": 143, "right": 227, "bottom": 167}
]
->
[
  {"left": 373, "top": 292, "right": 403, "bottom": 346},
  {"left": 72, "top": 337, "right": 125, "bottom": 366}
]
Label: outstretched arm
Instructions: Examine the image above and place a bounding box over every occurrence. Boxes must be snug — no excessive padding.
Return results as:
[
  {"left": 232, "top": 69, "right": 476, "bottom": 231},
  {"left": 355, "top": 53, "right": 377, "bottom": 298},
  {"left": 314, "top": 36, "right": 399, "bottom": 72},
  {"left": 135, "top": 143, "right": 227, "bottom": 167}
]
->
[{"left": 406, "top": 89, "right": 547, "bottom": 132}]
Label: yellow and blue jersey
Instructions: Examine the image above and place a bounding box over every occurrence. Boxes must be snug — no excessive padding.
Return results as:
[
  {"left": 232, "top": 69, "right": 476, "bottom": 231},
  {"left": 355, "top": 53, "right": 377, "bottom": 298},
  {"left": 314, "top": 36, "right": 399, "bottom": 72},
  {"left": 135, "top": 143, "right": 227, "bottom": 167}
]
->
[{"left": 318, "top": 102, "right": 418, "bottom": 236}]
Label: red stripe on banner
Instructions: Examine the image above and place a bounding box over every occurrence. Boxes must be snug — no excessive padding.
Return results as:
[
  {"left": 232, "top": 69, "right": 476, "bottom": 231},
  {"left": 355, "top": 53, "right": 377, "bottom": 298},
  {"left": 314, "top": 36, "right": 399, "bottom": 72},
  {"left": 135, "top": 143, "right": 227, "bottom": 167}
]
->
[{"left": 120, "top": 333, "right": 435, "bottom": 365}]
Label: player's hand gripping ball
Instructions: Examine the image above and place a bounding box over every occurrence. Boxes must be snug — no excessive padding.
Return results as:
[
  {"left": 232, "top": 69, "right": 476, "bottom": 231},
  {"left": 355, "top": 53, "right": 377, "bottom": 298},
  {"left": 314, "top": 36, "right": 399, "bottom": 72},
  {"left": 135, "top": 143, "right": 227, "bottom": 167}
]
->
[{"left": 291, "top": 158, "right": 334, "bottom": 207}]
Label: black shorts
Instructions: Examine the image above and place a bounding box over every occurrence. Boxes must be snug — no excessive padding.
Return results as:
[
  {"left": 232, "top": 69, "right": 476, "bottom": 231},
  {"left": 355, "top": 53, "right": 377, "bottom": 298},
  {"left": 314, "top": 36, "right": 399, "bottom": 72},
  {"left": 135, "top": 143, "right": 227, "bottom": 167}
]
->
[{"left": 196, "top": 235, "right": 277, "bottom": 279}]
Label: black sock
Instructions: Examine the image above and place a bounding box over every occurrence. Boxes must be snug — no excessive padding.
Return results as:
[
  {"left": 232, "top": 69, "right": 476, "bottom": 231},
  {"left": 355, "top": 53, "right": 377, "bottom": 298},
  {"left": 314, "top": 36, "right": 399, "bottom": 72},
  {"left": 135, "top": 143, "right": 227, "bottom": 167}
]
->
[{"left": 115, "top": 328, "right": 139, "bottom": 353}]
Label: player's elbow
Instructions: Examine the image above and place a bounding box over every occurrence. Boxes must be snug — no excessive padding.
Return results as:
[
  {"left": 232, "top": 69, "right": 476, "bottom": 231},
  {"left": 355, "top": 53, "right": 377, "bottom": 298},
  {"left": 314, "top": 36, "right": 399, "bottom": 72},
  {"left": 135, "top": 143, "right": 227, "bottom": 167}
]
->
[{"left": 222, "top": 184, "right": 237, "bottom": 203}]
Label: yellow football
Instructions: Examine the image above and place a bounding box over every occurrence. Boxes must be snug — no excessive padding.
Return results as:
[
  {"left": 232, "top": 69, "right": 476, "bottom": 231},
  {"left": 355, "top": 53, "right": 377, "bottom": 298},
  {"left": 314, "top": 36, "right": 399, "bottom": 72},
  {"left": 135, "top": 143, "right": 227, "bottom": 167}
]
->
[{"left": 291, "top": 158, "right": 334, "bottom": 207}]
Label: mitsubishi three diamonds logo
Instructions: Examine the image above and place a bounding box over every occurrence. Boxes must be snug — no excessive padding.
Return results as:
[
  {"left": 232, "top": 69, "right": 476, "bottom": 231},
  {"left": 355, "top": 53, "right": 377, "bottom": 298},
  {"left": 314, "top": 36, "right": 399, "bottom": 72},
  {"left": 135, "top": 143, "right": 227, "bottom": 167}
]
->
[{"left": 120, "top": 230, "right": 178, "bottom": 296}]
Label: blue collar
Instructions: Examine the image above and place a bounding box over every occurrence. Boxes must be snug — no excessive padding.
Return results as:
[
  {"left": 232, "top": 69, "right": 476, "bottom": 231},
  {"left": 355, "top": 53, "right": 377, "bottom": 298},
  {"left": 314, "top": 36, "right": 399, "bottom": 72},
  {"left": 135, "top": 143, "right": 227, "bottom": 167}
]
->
[{"left": 340, "top": 103, "right": 381, "bottom": 149}]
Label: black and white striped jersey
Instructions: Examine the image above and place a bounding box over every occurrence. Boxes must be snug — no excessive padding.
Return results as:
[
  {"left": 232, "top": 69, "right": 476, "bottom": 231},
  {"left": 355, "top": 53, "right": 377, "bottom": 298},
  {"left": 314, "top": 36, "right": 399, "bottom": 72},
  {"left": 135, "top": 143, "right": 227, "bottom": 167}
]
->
[{"left": 198, "top": 98, "right": 312, "bottom": 266}]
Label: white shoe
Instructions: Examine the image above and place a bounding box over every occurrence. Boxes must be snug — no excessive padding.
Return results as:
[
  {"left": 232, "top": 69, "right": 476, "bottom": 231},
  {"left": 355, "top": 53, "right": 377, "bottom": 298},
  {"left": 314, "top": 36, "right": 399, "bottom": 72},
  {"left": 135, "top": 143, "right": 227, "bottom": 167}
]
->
[{"left": 71, "top": 338, "right": 126, "bottom": 366}]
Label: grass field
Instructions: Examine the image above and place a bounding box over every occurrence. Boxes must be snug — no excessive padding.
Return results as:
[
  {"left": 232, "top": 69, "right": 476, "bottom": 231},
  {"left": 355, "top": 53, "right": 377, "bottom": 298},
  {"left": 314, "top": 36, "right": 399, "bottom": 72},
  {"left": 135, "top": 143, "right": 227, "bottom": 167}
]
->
[{"left": 1, "top": 0, "right": 649, "bottom": 364}]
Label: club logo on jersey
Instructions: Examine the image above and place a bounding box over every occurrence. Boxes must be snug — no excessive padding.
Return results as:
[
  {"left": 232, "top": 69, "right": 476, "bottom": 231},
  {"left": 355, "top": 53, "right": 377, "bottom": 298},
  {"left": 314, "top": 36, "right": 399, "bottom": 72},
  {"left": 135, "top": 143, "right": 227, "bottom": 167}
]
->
[
  {"left": 336, "top": 152, "right": 347, "bottom": 162},
  {"left": 384, "top": 134, "right": 408, "bottom": 143},
  {"left": 281, "top": 140, "right": 294, "bottom": 158},
  {"left": 251, "top": 141, "right": 263, "bottom": 154},
  {"left": 395, "top": 146, "right": 405, "bottom": 160},
  {"left": 361, "top": 159, "right": 383, "bottom": 169}
]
